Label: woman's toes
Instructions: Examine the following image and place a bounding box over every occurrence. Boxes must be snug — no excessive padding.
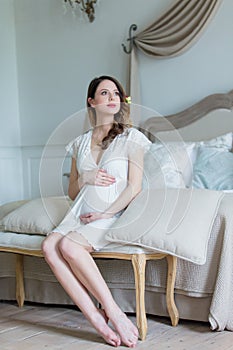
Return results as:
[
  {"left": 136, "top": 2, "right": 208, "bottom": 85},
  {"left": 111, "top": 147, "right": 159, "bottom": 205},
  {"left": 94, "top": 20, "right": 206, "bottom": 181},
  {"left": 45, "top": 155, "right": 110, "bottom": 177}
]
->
[
  {"left": 90, "top": 310, "right": 120, "bottom": 347},
  {"left": 109, "top": 311, "right": 138, "bottom": 347}
]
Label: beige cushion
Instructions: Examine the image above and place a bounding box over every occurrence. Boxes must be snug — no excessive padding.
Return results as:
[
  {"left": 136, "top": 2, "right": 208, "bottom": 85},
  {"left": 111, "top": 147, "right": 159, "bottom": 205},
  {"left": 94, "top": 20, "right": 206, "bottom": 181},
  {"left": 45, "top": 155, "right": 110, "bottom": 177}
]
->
[
  {"left": 0, "top": 200, "right": 28, "bottom": 220},
  {"left": 0, "top": 231, "right": 44, "bottom": 250},
  {"left": 105, "top": 188, "right": 223, "bottom": 265},
  {"left": 0, "top": 197, "right": 71, "bottom": 235}
]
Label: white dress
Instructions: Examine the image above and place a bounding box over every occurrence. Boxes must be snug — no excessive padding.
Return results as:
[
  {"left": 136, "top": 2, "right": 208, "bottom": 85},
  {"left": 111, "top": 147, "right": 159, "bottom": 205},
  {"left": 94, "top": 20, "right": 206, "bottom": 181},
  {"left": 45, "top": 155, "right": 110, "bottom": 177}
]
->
[{"left": 52, "top": 127, "right": 151, "bottom": 250}]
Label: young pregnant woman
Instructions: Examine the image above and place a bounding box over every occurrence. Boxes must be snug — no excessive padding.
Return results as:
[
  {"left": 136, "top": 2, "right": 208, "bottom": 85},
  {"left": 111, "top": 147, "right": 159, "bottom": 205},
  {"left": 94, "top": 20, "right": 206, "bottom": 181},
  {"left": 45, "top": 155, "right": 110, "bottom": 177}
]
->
[{"left": 42, "top": 75, "right": 151, "bottom": 347}]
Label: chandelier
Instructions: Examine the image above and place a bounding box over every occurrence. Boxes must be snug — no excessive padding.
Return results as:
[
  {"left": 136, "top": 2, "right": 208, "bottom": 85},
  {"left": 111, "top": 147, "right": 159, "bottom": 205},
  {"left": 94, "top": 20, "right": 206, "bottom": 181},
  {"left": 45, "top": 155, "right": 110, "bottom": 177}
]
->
[{"left": 64, "top": 0, "right": 97, "bottom": 23}]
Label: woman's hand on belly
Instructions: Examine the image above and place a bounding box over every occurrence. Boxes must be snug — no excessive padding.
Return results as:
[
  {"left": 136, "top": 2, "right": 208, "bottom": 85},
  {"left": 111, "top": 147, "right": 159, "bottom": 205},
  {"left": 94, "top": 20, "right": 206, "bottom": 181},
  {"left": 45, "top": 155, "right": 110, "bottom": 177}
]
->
[
  {"left": 81, "top": 168, "right": 116, "bottom": 187},
  {"left": 80, "top": 211, "right": 112, "bottom": 224}
]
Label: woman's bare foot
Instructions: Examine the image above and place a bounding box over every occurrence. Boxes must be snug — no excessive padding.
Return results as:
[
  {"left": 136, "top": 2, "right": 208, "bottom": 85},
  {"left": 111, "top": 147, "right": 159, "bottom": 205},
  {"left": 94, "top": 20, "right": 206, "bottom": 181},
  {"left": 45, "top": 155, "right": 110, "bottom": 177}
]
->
[
  {"left": 108, "top": 308, "right": 139, "bottom": 348},
  {"left": 89, "top": 309, "right": 121, "bottom": 347}
]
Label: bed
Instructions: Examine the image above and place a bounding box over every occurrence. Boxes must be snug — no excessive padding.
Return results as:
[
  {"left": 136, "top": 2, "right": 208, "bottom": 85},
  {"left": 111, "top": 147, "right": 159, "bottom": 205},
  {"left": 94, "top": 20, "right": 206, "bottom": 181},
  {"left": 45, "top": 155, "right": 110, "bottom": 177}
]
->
[{"left": 0, "top": 89, "right": 233, "bottom": 333}]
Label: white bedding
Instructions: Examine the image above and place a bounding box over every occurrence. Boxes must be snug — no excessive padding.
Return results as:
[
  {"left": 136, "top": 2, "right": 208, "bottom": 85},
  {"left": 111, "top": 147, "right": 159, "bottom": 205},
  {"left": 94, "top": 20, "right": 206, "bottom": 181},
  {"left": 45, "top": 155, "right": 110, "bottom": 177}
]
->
[{"left": 208, "top": 193, "right": 233, "bottom": 330}]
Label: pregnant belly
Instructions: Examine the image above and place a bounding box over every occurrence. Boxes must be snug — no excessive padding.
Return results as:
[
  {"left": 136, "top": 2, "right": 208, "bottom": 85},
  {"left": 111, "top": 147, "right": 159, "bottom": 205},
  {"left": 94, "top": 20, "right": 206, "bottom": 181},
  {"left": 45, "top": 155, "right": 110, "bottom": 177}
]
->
[{"left": 81, "top": 180, "right": 126, "bottom": 215}]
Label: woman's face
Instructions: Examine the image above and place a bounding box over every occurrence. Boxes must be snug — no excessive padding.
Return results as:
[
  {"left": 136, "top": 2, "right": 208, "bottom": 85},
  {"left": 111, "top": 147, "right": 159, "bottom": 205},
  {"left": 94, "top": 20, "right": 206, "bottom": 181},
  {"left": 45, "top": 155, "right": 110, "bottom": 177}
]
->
[{"left": 88, "top": 79, "right": 121, "bottom": 116}]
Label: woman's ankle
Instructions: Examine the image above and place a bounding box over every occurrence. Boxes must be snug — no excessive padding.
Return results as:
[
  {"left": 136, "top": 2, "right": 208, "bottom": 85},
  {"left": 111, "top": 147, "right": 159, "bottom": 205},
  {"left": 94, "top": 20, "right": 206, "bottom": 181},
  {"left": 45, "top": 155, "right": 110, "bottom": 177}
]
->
[{"left": 104, "top": 303, "right": 122, "bottom": 319}]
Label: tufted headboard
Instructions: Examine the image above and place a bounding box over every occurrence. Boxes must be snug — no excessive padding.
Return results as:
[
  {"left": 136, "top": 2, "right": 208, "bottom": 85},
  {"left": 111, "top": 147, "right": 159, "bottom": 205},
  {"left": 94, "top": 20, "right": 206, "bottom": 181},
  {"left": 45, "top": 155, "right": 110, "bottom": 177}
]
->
[{"left": 140, "top": 89, "right": 233, "bottom": 144}]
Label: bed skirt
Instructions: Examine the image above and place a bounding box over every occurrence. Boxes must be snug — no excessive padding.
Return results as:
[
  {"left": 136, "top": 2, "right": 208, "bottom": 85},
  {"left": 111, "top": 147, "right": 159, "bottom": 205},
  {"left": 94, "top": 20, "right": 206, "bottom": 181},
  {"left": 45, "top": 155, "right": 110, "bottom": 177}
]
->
[
  {"left": 0, "top": 275, "right": 210, "bottom": 323},
  {"left": 0, "top": 252, "right": 211, "bottom": 324}
]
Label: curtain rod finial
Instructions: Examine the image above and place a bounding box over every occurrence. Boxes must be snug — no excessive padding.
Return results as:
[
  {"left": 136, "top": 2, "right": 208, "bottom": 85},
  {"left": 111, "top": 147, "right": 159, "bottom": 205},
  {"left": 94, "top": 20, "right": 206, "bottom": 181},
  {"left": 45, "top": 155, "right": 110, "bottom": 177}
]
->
[{"left": 122, "top": 24, "right": 137, "bottom": 54}]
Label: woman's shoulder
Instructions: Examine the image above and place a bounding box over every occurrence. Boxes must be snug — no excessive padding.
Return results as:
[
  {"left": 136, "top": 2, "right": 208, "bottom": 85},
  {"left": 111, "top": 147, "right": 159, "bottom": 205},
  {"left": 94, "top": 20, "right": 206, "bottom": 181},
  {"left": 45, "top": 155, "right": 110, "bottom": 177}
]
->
[
  {"left": 70, "top": 129, "right": 92, "bottom": 145},
  {"left": 66, "top": 129, "right": 92, "bottom": 155},
  {"left": 124, "top": 127, "right": 151, "bottom": 150},
  {"left": 126, "top": 127, "right": 150, "bottom": 140},
  {"left": 127, "top": 127, "right": 142, "bottom": 135}
]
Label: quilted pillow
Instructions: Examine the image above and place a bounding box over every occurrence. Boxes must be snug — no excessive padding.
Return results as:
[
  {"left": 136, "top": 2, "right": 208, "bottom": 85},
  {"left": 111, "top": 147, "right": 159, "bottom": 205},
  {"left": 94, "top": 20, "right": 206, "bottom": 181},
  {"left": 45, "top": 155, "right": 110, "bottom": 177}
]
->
[
  {"left": 192, "top": 147, "right": 233, "bottom": 190},
  {"left": 0, "top": 197, "right": 71, "bottom": 235}
]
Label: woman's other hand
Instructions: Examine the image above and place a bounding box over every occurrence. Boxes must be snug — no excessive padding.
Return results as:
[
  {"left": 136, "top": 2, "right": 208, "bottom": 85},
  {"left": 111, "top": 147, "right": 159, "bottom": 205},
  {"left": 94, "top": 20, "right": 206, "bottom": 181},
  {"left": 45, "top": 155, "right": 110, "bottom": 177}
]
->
[{"left": 80, "top": 211, "right": 112, "bottom": 224}]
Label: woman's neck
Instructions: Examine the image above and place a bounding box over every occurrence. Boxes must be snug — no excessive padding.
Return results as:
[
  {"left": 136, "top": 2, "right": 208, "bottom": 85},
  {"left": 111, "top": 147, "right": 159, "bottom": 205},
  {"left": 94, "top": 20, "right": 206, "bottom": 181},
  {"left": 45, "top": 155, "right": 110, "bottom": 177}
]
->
[
  {"left": 92, "top": 123, "right": 113, "bottom": 147},
  {"left": 94, "top": 122, "right": 113, "bottom": 135},
  {"left": 95, "top": 112, "right": 114, "bottom": 129}
]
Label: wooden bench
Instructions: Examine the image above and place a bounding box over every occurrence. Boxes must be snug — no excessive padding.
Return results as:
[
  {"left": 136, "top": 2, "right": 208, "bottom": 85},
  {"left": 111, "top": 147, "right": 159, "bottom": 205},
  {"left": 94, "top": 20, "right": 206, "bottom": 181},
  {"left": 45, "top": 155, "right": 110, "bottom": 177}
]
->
[{"left": 0, "top": 245, "right": 179, "bottom": 340}]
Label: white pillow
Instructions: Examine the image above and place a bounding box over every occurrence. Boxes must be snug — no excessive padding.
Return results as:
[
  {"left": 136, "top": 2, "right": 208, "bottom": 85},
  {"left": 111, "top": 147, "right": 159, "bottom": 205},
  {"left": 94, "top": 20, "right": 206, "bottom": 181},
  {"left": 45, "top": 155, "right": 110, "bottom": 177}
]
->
[
  {"left": 0, "top": 197, "right": 71, "bottom": 235},
  {"left": 143, "top": 142, "right": 195, "bottom": 189},
  {"left": 199, "top": 132, "right": 232, "bottom": 151}
]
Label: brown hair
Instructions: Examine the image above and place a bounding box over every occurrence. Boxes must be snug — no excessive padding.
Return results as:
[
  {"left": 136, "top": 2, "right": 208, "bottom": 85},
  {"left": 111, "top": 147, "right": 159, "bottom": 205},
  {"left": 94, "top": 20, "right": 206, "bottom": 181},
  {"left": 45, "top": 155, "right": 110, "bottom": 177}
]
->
[{"left": 86, "top": 75, "right": 132, "bottom": 149}]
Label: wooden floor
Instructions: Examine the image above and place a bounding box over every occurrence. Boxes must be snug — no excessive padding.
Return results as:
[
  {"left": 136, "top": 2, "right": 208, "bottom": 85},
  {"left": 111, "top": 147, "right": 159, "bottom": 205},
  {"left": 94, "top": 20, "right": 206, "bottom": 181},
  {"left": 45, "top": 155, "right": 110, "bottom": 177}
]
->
[{"left": 1, "top": 302, "right": 233, "bottom": 350}]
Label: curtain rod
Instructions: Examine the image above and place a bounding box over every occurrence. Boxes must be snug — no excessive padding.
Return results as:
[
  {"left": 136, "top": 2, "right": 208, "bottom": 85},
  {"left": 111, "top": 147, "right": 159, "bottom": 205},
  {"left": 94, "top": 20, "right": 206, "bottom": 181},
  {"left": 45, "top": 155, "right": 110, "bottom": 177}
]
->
[{"left": 122, "top": 24, "right": 137, "bottom": 54}]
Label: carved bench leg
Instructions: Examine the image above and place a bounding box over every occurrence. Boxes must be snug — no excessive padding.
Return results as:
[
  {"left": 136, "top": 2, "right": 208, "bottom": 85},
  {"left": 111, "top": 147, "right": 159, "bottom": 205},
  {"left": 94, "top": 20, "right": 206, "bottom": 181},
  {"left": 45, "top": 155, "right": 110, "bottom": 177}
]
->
[
  {"left": 15, "top": 254, "right": 25, "bottom": 307},
  {"left": 131, "top": 254, "right": 147, "bottom": 340},
  {"left": 166, "top": 255, "right": 179, "bottom": 326}
]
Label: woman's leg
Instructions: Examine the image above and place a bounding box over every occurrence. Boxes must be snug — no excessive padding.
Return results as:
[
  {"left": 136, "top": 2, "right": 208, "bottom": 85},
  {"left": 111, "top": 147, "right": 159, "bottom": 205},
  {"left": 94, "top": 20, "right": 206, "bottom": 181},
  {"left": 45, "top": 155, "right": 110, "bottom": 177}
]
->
[
  {"left": 42, "top": 232, "right": 121, "bottom": 347},
  {"left": 58, "top": 232, "right": 138, "bottom": 348}
]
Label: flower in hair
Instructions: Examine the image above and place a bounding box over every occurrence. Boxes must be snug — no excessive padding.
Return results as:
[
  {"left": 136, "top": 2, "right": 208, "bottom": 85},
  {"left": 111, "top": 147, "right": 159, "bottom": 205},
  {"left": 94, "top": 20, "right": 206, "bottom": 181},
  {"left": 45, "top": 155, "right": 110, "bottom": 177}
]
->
[{"left": 125, "top": 96, "right": 131, "bottom": 104}]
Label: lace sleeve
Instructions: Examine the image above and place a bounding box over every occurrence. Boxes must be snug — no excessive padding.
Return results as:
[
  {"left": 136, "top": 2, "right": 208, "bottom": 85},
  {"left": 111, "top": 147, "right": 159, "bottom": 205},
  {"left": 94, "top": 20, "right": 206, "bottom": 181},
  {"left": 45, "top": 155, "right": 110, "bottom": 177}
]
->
[
  {"left": 65, "top": 135, "right": 83, "bottom": 159},
  {"left": 127, "top": 128, "right": 151, "bottom": 157}
]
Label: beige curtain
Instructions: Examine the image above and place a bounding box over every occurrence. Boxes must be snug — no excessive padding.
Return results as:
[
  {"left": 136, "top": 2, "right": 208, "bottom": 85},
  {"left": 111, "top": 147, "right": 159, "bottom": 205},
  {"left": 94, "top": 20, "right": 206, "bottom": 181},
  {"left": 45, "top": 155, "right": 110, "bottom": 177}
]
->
[{"left": 128, "top": 0, "right": 223, "bottom": 121}]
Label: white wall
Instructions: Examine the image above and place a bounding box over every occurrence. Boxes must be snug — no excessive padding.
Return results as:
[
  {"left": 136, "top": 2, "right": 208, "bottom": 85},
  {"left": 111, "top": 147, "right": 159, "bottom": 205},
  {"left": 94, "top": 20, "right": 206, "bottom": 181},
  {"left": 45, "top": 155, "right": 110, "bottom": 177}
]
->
[
  {"left": 0, "top": 0, "right": 23, "bottom": 204},
  {"left": 14, "top": 0, "right": 176, "bottom": 147},
  {"left": 0, "top": 0, "right": 20, "bottom": 147},
  {"left": 1, "top": 0, "right": 233, "bottom": 204},
  {"left": 14, "top": 0, "right": 233, "bottom": 146}
]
